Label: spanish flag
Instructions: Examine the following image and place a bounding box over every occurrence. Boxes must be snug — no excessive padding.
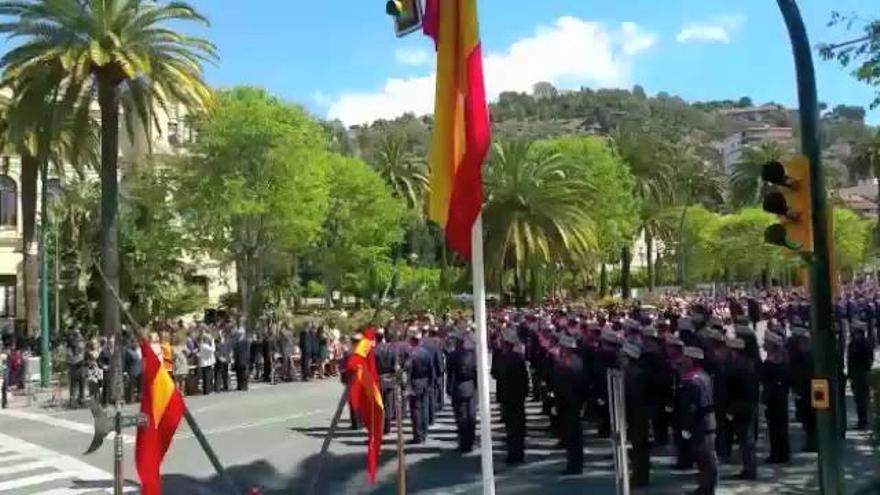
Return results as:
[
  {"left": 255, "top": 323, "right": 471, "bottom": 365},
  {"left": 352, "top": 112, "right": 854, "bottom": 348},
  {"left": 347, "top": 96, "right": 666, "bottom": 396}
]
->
[
  {"left": 136, "top": 339, "right": 185, "bottom": 495},
  {"left": 347, "top": 328, "right": 384, "bottom": 484},
  {"left": 423, "top": 0, "right": 491, "bottom": 261}
]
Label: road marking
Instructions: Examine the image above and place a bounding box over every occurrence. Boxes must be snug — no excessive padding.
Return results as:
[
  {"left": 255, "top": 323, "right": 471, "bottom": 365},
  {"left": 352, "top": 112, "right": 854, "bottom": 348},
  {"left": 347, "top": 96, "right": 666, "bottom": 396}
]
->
[
  {"left": 0, "top": 431, "right": 117, "bottom": 493},
  {"left": 0, "top": 471, "right": 71, "bottom": 491},
  {"left": 0, "top": 408, "right": 135, "bottom": 444},
  {"left": 38, "top": 488, "right": 139, "bottom": 495},
  {"left": 0, "top": 454, "right": 34, "bottom": 464},
  {"left": 183, "top": 408, "right": 333, "bottom": 438},
  {"left": 0, "top": 460, "right": 48, "bottom": 476}
]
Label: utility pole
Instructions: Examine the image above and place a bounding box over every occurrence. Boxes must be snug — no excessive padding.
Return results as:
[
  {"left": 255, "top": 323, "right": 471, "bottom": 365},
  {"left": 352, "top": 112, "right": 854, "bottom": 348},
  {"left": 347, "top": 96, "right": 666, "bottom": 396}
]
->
[{"left": 775, "top": 1, "right": 844, "bottom": 494}]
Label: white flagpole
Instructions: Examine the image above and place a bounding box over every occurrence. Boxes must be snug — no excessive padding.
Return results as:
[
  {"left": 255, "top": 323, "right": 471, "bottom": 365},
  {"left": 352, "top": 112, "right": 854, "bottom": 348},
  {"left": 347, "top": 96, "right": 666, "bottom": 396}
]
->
[{"left": 471, "top": 212, "right": 496, "bottom": 494}]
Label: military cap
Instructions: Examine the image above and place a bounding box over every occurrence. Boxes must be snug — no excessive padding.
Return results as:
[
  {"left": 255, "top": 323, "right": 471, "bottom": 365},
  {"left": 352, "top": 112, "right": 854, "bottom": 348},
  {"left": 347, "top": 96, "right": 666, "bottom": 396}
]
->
[
  {"left": 735, "top": 316, "right": 750, "bottom": 326},
  {"left": 791, "top": 326, "right": 810, "bottom": 337},
  {"left": 708, "top": 316, "right": 724, "bottom": 329},
  {"left": 678, "top": 317, "right": 694, "bottom": 331},
  {"left": 503, "top": 328, "right": 520, "bottom": 344},
  {"left": 601, "top": 328, "right": 623, "bottom": 345},
  {"left": 683, "top": 346, "right": 704, "bottom": 360},
  {"left": 764, "top": 331, "right": 783, "bottom": 347},
  {"left": 641, "top": 326, "right": 659, "bottom": 338},
  {"left": 726, "top": 337, "right": 746, "bottom": 350},
  {"left": 559, "top": 335, "right": 577, "bottom": 349},
  {"left": 666, "top": 335, "right": 685, "bottom": 348},
  {"left": 622, "top": 341, "right": 642, "bottom": 359},
  {"left": 623, "top": 319, "right": 641, "bottom": 332},
  {"left": 852, "top": 320, "right": 867, "bottom": 332},
  {"left": 706, "top": 328, "right": 725, "bottom": 342},
  {"left": 734, "top": 325, "right": 754, "bottom": 336}
]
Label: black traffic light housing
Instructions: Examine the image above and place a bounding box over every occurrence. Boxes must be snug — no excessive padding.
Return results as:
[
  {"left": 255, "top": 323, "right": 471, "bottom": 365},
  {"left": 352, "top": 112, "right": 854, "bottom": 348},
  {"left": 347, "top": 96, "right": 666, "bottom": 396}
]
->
[
  {"left": 386, "top": 0, "right": 423, "bottom": 37},
  {"left": 761, "top": 156, "right": 812, "bottom": 252}
]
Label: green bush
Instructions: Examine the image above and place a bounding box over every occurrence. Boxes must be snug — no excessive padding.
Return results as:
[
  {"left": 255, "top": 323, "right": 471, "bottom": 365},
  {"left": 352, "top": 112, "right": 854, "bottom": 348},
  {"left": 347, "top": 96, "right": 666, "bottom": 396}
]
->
[{"left": 305, "top": 280, "right": 326, "bottom": 299}]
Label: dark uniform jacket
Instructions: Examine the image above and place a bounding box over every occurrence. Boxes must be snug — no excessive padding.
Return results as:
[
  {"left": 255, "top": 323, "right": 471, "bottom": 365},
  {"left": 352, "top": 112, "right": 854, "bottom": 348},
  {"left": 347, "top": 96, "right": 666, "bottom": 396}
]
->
[{"left": 446, "top": 345, "right": 477, "bottom": 400}]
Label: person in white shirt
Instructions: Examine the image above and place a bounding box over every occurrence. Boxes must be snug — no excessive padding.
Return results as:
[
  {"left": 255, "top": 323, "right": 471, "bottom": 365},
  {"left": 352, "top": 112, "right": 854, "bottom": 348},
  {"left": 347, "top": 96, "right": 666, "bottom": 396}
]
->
[{"left": 198, "top": 331, "right": 216, "bottom": 395}]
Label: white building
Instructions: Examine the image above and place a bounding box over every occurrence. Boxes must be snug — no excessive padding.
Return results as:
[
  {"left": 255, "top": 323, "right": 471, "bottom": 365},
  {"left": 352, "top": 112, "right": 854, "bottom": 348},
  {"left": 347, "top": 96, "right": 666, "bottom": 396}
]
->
[{"left": 720, "top": 125, "right": 795, "bottom": 172}]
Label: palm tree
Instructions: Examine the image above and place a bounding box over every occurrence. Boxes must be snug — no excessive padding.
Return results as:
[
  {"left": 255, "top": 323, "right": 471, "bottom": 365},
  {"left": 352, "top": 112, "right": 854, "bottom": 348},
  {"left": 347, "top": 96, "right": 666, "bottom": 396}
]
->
[
  {"left": 0, "top": 66, "right": 98, "bottom": 341},
  {"left": 483, "top": 140, "right": 597, "bottom": 303},
  {"left": 666, "top": 140, "right": 725, "bottom": 286},
  {"left": 730, "top": 140, "right": 790, "bottom": 207},
  {"left": 614, "top": 126, "right": 674, "bottom": 293},
  {"left": 372, "top": 133, "right": 429, "bottom": 211},
  {"left": 0, "top": 0, "right": 215, "bottom": 400}
]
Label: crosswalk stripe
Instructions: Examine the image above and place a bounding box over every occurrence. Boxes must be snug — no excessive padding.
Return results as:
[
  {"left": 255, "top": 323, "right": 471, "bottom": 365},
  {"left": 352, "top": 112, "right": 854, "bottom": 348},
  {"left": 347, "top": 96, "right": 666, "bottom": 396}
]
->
[
  {"left": 0, "top": 471, "right": 71, "bottom": 491},
  {"left": 0, "top": 460, "right": 50, "bottom": 476},
  {"left": 0, "top": 455, "right": 34, "bottom": 465}
]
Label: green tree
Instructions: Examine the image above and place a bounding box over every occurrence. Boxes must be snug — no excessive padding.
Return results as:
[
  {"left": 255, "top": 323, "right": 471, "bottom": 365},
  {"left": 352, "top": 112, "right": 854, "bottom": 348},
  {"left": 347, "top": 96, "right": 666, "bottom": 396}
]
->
[
  {"left": 531, "top": 136, "right": 637, "bottom": 298},
  {"left": 820, "top": 13, "right": 880, "bottom": 108},
  {"left": 483, "top": 140, "right": 599, "bottom": 302},
  {"left": 0, "top": 0, "right": 216, "bottom": 364},
  {"left": 181, "top": 87, "right": 331, "bottom": 332},
  {"left": 833, "top": 207, "right": 873, "bottom": 278},
  {"left": 846, "top": 132, "right": 880, "bottom": 236},
  {"left": 315, "top": 154, "right": 406, "bottom": 303},
  {"left": 370, "top": 133, "right": 429, "bottom": 211}
]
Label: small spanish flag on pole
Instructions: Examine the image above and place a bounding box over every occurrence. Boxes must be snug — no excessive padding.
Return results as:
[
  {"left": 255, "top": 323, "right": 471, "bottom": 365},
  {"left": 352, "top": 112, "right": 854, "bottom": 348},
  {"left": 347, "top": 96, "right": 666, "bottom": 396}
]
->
[
  {"left": 347, "top": 328, "right": 384, "bottom": 484},
  {"left": 136, "top": 339, "right": 185, "bottom": 495},
  {"left": 424, "top": 2, "right": 496, "bottom": 494}
]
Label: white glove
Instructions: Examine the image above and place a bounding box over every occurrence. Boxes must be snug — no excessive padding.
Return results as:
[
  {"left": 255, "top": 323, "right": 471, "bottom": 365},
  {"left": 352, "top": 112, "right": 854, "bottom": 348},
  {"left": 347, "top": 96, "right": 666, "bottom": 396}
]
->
[
  {"left": 598, "top": 399, "right": 606, "bottom": 406},
  {"left": 665, "top": 406, "right": 673, "bottom": 413},
  {"left": 551, "top": 406, "right": 557, "bottom": 415},
  {"left": 682, "top": 430, "right": 692, "bottom": 440},
  {"left": 726, "top": 414, "right": 734, "bottom": 421}
]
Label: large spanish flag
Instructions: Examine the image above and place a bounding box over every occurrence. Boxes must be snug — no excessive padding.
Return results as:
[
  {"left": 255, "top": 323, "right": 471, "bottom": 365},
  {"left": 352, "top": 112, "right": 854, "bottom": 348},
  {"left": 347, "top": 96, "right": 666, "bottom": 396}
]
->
[
  {"left": 347, "top": 328, "right": 385, "bottom": 484},
  {"left": 136, "top": 339, "right": 185, "bottom": 495},
  {"left": 423, "top": 0, "right": 491, "bottom": 261}
]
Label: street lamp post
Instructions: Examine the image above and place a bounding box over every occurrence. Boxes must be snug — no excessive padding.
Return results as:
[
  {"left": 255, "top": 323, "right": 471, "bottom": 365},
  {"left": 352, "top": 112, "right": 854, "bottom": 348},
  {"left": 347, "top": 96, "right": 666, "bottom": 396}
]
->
[{"left": 38, "top": 176, "right": 61, "bottom": 388}]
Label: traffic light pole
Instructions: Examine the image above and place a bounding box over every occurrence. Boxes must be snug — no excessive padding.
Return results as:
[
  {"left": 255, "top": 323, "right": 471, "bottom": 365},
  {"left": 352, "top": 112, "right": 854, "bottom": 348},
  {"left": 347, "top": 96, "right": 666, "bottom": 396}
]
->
[{"left": 775, "top": 2, "right": 843, "bottom": 494}]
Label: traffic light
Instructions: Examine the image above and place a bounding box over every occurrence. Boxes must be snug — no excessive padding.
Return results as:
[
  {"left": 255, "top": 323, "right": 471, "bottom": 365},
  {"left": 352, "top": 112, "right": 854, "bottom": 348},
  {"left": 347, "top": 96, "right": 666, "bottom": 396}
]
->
[
  {"left": 761, "top": 156, "right": 813, "bottom": 252},
  {"left": 386, "top": 0, "right": 423, "bottom": 37}
]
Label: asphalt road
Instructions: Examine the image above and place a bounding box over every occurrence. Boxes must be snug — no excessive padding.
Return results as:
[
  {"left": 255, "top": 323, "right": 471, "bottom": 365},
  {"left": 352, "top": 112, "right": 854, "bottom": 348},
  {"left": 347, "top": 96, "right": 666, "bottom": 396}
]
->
[{"left": 1, "top": 330, "right": 878, "bottom": 495}]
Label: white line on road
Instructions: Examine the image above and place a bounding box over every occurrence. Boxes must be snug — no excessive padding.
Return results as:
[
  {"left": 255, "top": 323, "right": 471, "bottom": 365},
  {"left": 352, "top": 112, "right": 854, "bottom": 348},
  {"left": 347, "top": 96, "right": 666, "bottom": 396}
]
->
[
  {"left": 0, "top": 471, "right": 71, "bottom": 491},
  {"left": 0, "top": 408, "right": 136, "bottom": 444},
  {"left": 0, "top": 460, "right": 49, "bottom": 476},
  {"left": 0, "top": 431, "right": 114, "bottom": 486},
  {"left": 38, "top": 488, "right": 140, "bottom": 495}
]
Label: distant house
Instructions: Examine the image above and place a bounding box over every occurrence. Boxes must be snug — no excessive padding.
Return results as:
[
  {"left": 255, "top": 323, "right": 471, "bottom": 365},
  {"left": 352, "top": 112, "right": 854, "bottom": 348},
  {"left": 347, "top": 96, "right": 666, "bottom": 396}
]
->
[
  {"left": 719, "top": 125, "right": 795, "bottom": 172},
  {"left": 838, "top": 179, "right": 879, "bottom": 215}
]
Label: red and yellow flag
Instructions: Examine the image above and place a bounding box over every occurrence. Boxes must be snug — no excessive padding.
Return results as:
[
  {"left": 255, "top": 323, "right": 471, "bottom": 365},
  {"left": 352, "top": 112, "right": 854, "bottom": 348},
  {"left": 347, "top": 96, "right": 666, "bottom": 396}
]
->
[
  {"left": 136, "top": 339, "right": 185, "bottom": 495},
  {"left": 347, "top": 328, "right": 384, "bottom": 484},
  {"left": 423, "top": 0, "right": 491, "bottom": 261}
]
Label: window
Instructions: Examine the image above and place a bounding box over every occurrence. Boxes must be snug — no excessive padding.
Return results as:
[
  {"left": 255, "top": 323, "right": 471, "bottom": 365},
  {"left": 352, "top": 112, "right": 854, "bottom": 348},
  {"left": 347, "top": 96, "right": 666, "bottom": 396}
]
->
[
  {"left": 0, "top": 175, "right": 16, "bottom": 227},
  {"left": 0, "top": 275, "right": 15, "bottom": 317}
]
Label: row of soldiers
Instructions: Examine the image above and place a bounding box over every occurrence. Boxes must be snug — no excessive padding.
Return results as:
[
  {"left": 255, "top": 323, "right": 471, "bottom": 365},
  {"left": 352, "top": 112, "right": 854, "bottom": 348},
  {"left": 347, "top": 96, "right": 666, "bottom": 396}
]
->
[{"left": 489, "top": 305, "right": 874, "bottom": 494}]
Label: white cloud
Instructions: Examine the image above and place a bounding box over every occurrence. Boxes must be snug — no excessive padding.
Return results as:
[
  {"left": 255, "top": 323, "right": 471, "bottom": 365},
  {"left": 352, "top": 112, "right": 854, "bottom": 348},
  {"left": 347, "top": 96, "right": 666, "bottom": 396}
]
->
[
  {"left": 327, "top": 16, "right": 657, "bottom": 126},
  {"left": 676, "top": 15, "right": 746, "bottom": 44},
  {"left": 394, "top": 47, "right": 432, "bottom": 66}
]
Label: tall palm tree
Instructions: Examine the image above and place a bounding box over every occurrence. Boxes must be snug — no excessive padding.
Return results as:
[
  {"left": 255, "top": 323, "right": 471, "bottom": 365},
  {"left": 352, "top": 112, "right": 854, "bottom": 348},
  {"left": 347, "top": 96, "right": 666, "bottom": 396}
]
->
[
  {"left": 483, "top": 140, "right": 597, "bottom": 302},
  {"left": 614, "top": 125, "right": 674, "bottom": 293},
  {"left": 0, "top": 0, "right": 215, "bottom": 400},
  {"left": 0, "top": 66, "right": 97, "bottom": 341},
  {"left": 730, "top": 140, "right": 790, "bottom": 207},
  {"left": 371, "top": 133, "right": 429, "bottom": 211},
  {"left": 666, "top": 140, "right": 725, "bottom": 286}
]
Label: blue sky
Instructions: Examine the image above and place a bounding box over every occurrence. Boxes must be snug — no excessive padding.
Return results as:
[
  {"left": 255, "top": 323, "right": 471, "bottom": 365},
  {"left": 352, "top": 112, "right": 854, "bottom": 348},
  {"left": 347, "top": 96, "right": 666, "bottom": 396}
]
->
[{"left": 186, "top": 0, "right": 878, "bottom": 126}]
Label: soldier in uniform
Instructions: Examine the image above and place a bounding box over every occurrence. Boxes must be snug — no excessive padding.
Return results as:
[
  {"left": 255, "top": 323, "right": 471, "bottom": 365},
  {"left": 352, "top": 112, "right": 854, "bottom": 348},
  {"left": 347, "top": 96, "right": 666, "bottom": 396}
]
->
[
  {"left": 375, "top": 329, "right": 398, "bottom": 434},
  {"left": 553, "top": 334, "right": 586, "bottom": 475},
  {"left": 788, "top": 325, "right": 817, "bottom": 451},
  {"left": 761, "top": 331, "right": 790, "bottom": 463},
  {"left": 233, "top": 325, "right": 250, "bottom": 391},
  {"left": 494, "top": 328, "right": 529, "bottom": 465},
  {"left": 299, "top": 325, "right": 315, "bottom": 382},
  {"left": 407, "top": 331, "right": 434, "bottom": 444},
  {"left": 679, "top": 346, "right": 718, "bottom": 495},
  {"left": 642, "top": 325, "right": 672, "bottom": 447},
  {"left": 595, "top": 329, "right": 622, "bottom": 438},
  {"left": 725, "top": 337, "right": 758, "bottom": 480},
  {"left": 847, "top": 320, "right": 874, "bottom": 430},
  {"left": 446, "top": 331, "right": 477, "bottom": 452},
  {"left": 703, "top": 328, "right": 730, "bottom": 460},
  {"left": 621, "top": 341, "right": 650, "bottom": 487}
]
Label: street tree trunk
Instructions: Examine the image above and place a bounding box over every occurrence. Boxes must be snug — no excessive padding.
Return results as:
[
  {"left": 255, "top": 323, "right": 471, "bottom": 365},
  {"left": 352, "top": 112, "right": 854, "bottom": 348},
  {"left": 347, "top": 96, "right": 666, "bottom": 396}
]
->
[
  {"left": 677, "top": 205, "right": 690, "bottom": 287},
  {"left": 646, "top": 229, "right": 655, "bottom": 292},
  {"left": 599, "top": 264, "right": 607, "bottom": 298},
  {"left": 97, "top": 75, "right": 123, "bottom": 403},
  {"left": 20, "top": 151, "right": 39, "bottom": 339},
  {"left": 621, "top": 245, "right": 631, "bottom": 300}
]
